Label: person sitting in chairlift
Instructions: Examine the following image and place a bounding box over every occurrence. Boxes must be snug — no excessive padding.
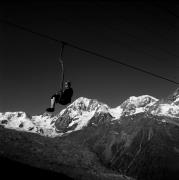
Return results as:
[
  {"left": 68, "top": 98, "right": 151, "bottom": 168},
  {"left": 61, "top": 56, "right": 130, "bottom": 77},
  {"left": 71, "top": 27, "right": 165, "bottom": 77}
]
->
[{"left": 46, "top": 81, "right": 73, "bottom": 112}]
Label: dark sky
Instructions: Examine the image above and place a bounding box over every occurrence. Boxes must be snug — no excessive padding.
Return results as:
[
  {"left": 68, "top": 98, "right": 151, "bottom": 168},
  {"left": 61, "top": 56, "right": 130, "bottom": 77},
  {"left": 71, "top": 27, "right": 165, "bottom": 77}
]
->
[{"left": 1, "top": 1, "right": 179, "bottom": 115}]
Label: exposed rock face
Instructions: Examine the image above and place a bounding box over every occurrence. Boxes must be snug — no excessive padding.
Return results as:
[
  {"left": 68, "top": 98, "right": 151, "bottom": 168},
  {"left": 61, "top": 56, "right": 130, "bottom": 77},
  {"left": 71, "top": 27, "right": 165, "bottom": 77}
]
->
[
  {"left": 166, "top": 88, "right": 179, "bottom": 105},
  {"left": 120, "top": 95, "right": 158, "bottom": 116},
  {"left": 55, "top": 97, "right": 111, "bottom": 133},
  {"left": 84, "top": 114, "right": 179, "bottom": 180}
]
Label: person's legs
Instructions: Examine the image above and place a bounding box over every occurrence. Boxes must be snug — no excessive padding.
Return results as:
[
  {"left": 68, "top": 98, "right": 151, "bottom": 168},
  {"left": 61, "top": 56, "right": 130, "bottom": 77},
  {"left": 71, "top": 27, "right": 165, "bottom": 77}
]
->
[
  {"left": 50, "top": 97, "right": 55, "bottom": 108},
  {"left": 46, "top": 94, "right": 56, "bottom": 112}
]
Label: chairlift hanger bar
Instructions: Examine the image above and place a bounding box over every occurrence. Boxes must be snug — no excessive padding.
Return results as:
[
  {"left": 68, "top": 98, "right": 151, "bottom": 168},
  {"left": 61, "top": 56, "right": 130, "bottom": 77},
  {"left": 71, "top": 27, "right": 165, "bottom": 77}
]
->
[
  {"left": 59, "top": 42, "right": 65, "bottom": 91},
  {"left": 1, "top": 18, "right": 178, "bottom": 85}
]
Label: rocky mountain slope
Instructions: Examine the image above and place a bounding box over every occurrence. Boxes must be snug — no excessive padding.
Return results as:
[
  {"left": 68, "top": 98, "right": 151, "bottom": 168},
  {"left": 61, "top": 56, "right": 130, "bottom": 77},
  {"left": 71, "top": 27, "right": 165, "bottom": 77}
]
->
[{"left": 0, "top": 89, "right": 179, "bottom": 180}]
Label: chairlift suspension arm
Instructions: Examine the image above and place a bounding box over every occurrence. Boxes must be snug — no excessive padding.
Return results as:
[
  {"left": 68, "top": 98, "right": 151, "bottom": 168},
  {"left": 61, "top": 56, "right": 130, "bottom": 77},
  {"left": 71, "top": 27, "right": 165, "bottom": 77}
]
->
[{"left": 59, "top": 42, "right": 65, "bottom": 92}]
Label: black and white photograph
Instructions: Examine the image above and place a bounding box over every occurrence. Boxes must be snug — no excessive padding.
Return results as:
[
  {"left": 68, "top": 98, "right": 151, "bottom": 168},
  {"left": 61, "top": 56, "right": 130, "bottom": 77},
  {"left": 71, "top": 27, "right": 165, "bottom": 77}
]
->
[{"left": 1, "top": 1, "right": 179, "bottom": 180}]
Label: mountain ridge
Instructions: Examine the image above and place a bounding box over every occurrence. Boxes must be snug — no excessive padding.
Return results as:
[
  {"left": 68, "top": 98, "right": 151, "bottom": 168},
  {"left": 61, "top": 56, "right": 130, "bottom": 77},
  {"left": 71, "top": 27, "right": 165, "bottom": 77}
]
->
[{"left": 1, "top": 90, "right": 179, "bottom": 136}]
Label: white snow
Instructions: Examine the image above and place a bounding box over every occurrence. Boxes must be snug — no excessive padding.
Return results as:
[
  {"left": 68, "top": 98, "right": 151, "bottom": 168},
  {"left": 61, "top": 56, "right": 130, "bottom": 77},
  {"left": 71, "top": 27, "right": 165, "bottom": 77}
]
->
[
  {"left": 151, "top": 104, "right": 179, "bottom": 118},
  {"left": 59, "top": 108, "right": 66, "bottom": 116},
  {"left": 65, "top": 97, "right": 109, "bottom": 130},
  {"left": 32, "top": 114, "right": 54, "bottom": 129},
  {"left": 109, "top": 106, "right": 123, "bottom": 120},
  {"left": 0, "top": 112, "right": 34, "bottom": 130},
  {"left": 1, "top": 94, "right": 179, "bottom": 137},
  {"left": 134, "top": 107, "right": 145, "bottom": 114},
  {"left": 68, "top": 110, "right": 96, "bottom": 131},
  {"left": 96, "top": 104, "right": 109, "bottom": 113},
  {"left": 69, "top": 97, "right": 91, "bottom": 109},
  {"left": 109, "top": 95, "right": 158, "bottom": 118},
  {"left": 0, "top": 111, "right": 58, "bottom": 136},
  {"left": 128, "top": 95, "right": 158, "bottom": 107},
  {"left": 109, "top": 95, "right": 158, "bottom": 119}
]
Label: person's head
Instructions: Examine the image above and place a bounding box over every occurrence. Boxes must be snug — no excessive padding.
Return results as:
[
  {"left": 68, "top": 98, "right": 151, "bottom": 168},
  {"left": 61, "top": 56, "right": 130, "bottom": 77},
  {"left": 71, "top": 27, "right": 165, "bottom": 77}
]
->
[{"left": 64, "top": 81, "right": 71, "bottom": 89}]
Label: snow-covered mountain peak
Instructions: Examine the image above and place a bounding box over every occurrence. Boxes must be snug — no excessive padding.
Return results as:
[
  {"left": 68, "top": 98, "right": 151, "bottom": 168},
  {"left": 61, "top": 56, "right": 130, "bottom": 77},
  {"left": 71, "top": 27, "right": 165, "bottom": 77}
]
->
[
  {"left": 59, "top": 97, "right": 110, "bottom": 123},
  {"left": 117, "top": 95, "right": 158, "bottom": 116},
  {"left": 54, "top": 97, "right": 111, "bottom": 133},
  {"left": 65, "top": 97, "right": 109, "bottom": 115},
  {"left": 122, "top": 95, "right": 158, "bottom": 108},
  {"left": 70, "top": 97, "right": 91, "bottom": 107},
  {"left": 68, "top": 97, "right": 102, "bottom": 111}
]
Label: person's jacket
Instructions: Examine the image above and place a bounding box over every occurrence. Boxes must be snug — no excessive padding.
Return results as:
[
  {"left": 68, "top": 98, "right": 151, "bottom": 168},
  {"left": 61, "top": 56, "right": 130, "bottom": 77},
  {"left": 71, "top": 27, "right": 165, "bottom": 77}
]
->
[{"left": 60, "top": 87, "right": 73, "bottom": 105}]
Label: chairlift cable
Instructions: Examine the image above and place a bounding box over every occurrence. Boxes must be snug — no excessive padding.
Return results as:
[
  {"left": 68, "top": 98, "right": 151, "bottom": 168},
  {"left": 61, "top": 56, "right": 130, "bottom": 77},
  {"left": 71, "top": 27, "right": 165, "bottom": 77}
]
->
[{"left": 0, "top": 19, "right": 178, "bottom": 85}]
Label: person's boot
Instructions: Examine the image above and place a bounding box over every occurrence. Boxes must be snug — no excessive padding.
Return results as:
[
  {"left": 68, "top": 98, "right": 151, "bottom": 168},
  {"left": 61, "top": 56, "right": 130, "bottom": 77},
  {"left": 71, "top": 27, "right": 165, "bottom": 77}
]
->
[{"left": 46, "top": 107, "right": 55, "bottom": 112}]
